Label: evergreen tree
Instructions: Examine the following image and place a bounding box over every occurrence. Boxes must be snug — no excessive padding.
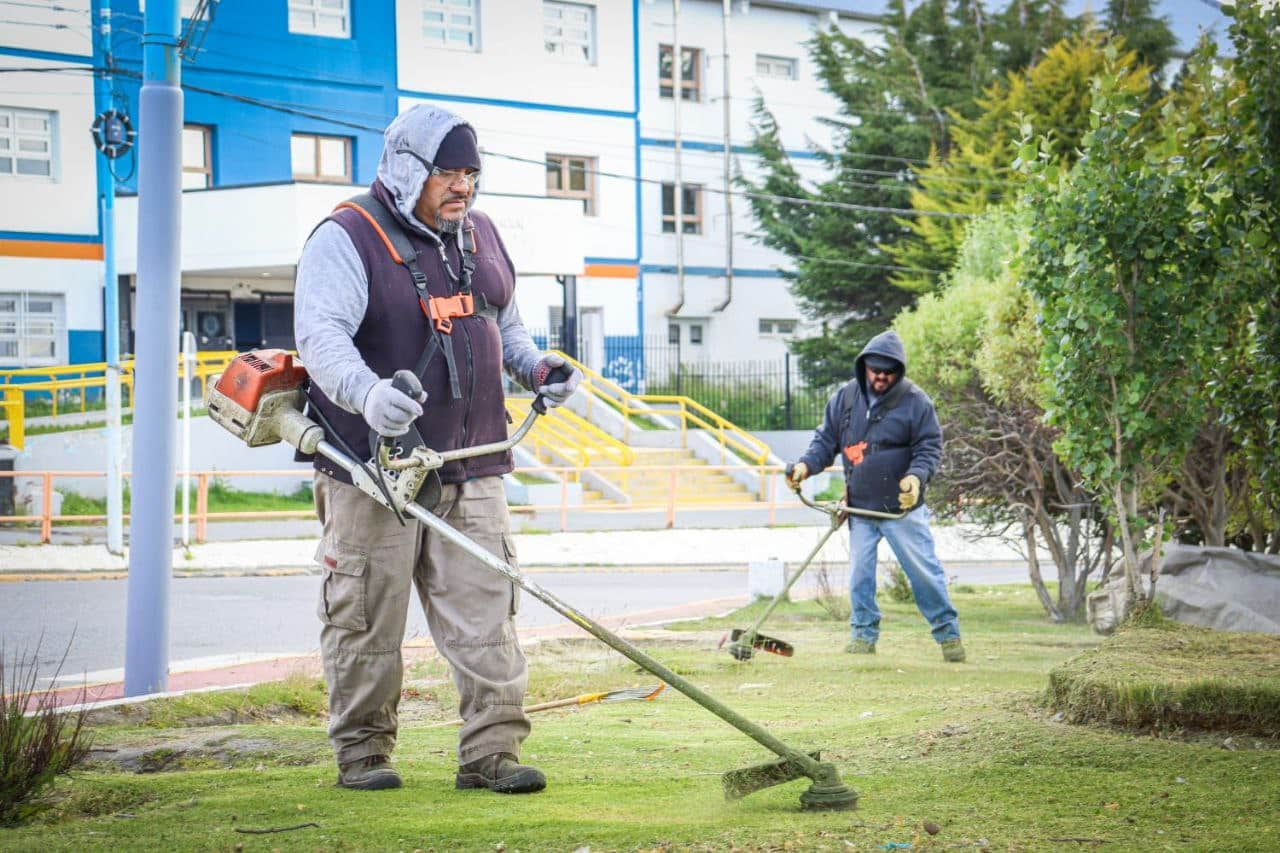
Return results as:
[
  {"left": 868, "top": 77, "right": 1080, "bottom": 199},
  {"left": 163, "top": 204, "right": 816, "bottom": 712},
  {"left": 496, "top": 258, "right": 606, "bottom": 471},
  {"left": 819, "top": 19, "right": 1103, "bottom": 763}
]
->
[
  {"left": 743, "top": 0, "right": 1077, "bottom": 385},
  {"left": 889, "top": 34, "right": 1149, "bottom": 291},
  {"left": 1104, "top": 0, "right": 1178, "bottom": 87}
]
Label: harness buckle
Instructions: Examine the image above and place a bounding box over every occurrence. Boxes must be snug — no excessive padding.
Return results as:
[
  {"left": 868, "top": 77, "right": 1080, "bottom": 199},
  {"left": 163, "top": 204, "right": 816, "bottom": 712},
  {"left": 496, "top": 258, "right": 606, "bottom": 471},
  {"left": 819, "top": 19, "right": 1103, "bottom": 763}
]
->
[{"left": 422, "top": 293, "right": 475, "bottom": 334}]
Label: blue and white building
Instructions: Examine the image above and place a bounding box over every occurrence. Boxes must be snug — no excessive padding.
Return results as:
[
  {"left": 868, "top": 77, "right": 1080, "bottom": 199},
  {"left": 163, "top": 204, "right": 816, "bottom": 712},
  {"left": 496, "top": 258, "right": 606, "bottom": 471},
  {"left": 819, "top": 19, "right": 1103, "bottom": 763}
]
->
[{"left": 0, "top": 0, "right": 1229, "bottom": 377}]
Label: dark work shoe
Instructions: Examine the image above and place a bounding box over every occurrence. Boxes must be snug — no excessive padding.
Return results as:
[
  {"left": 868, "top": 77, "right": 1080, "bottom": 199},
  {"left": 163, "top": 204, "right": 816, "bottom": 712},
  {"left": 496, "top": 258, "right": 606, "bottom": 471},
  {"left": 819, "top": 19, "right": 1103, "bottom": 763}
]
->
[
  {"left": 941, "top": 639, "right": 966, "bottom": 663},
  {"left": 337, "top": 754, "right": 402, "bottom": 790},
  {"left": 456, "top": 752, "right": 546, "bottom": 794},
  {"left": 845, "top": 639, "right": 876, "bottom": 654}
]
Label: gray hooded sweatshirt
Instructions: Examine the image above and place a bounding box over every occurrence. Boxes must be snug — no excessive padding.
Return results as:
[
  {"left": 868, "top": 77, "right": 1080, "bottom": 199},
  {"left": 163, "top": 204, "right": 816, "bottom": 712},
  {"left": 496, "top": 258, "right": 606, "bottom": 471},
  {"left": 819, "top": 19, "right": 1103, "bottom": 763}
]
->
[{"left": 294, "top": 103, "right": 541, "bottom": 418}]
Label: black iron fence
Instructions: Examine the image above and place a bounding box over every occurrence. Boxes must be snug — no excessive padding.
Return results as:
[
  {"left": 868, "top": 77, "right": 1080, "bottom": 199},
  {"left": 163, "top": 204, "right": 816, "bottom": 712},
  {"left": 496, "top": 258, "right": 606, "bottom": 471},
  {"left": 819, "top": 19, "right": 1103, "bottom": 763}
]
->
[{"left": 529, "top": 330, "right": 833, "bottom": 431}]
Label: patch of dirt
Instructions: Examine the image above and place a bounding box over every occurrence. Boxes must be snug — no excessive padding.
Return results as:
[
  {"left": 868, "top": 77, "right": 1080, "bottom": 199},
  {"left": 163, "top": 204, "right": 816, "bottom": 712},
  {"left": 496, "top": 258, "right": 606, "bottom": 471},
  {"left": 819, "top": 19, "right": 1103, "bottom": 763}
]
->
[{"left": 84, "top": 728, "right": 327, "bottom": 773}]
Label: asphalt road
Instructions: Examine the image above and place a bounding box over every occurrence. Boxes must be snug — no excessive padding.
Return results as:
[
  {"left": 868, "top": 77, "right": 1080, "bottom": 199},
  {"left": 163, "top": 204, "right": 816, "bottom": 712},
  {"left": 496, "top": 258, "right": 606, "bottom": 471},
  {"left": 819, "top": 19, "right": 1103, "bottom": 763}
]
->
[{"left": 2, "top": 562, "right": 1026, "bottom": 684}]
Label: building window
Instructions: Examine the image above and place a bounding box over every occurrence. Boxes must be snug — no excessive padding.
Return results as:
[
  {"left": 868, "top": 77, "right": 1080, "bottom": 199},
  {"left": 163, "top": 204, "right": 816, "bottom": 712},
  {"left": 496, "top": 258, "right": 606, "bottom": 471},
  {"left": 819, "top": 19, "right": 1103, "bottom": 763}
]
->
[
  {"left": 543, "top": 1, "right": 594, "bottom": 64},
  {"left": 667, "top": 323, "right": 679, "bottom": 345},
  {"left": 755, "top": 54, "right": 798, "bottom": 80},
  {"left": 689, "top": 324, "right": 703, "bottom": 345},
  {"left": 0, "top": 292, "right": 65, "bottom": 367},
  {"left": 424, "top": 0, "right": 479, "bottom": 50},
  {"left": 661, "top": 183, "right": 702, "bottom": 234},
  {"left": 182, "top": 124, "right": 211, "bottom": 190},
  {"left": 0, "top": 107, "right": 55, "bottom": 179},
  {"left": 291, "top": 133, "right": 351, "bottom": 183},
  {"left": 659, "top": 45, "right": 701, "bottom": 101},
  {"left": 546, "top": 153, "right": 596, "bottom": 215},
  {"left": 759, "top": 318, "right": 798, "bottom": 337},
  {"left": 288, "top": 0, "right": 350, "bottom": 38}
]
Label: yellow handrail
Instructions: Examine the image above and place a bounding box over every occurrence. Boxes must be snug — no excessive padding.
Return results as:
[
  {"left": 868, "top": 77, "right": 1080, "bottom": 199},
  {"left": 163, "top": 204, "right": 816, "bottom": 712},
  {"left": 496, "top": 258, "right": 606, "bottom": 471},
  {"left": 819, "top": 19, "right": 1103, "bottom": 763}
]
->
[{"left": 550, "top": 351, "right": 773, "bottom": 468}]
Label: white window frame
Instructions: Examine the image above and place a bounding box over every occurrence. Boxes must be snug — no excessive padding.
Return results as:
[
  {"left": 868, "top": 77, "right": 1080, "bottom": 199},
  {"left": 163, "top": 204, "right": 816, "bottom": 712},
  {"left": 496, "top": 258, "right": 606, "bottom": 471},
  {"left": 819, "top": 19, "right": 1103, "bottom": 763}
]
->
[
  {"left": 288, "top": 0, "right": 350, "bottom": 38},
  {"left": 758, "top": 317, "right": 799, "bottom": 337},
  {"left": 659, "top": 44, "right": 702, "bottom": 101},
  {"left": 291, "top": 133, "right": 352, "bottom": 183},
  {"left": 182, "top": 124, "right": 212, "bottom": 190},
  {"left": 545, "top": 153, "right": 597, "bottom": 216},
  {"left": 0, "top": 107, "right": 56, "bottom": 181},
  {"left": 755, "top": 54, "right": 798, "bottom": 80},
  {"left": 543, "top": 1, "right": 595, "bottom": 65},
  {"left": 423, "top": 0, "right": 480, "bottom": 51},
  {"left": 661, "top": 182, "right": 703, "bottom": 235},
  {"left": 0, "top": 292, "right": 66, "bottom": 367}
]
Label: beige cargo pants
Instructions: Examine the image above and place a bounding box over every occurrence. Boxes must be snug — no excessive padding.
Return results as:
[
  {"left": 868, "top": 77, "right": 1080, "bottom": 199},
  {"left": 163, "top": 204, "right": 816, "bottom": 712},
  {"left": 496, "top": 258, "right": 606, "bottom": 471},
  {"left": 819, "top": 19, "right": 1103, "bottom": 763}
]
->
[{"left": 313, "top": 472, "right": 530, "bottom": 767}]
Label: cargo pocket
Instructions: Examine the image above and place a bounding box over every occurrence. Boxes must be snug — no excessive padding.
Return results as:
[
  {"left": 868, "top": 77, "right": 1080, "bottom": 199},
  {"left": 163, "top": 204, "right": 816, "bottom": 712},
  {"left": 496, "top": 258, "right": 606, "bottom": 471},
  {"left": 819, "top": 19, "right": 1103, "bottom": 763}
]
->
[
  {"left": 314, "top": 539, "right": 369, "bottom": 631},
  {"left": 501, "top": 533, "right": 521, "bottom": 616}
]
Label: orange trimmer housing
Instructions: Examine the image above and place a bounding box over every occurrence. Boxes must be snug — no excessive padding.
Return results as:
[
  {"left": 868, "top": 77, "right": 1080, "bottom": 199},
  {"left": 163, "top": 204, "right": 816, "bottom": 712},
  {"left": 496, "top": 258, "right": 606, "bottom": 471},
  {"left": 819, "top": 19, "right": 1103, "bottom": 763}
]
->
[{"left": 214, "top": 349, "right": 308, "bottom": 412}]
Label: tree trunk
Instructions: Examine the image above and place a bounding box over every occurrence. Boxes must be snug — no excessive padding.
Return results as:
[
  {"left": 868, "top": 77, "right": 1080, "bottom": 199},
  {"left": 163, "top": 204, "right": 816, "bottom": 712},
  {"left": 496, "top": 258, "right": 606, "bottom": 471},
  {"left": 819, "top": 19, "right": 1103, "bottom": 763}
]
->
[{"left": 1024, "top": 515, "right": 1062, "bottom": 621}]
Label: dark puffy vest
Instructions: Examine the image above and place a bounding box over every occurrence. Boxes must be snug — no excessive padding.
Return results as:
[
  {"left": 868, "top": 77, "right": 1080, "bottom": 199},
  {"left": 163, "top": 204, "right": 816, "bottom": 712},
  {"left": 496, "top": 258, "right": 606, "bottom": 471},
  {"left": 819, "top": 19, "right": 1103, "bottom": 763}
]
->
[{"left": 305, "top": 182, "right": 516, "bottom": 485}]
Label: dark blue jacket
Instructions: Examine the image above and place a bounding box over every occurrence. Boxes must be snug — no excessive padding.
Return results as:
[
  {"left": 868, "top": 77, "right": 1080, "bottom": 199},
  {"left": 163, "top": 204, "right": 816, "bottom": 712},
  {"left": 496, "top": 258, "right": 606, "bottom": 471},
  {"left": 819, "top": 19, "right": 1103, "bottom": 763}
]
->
[{"left": 798, "top": 330, "right": 943, "bottom": 514}]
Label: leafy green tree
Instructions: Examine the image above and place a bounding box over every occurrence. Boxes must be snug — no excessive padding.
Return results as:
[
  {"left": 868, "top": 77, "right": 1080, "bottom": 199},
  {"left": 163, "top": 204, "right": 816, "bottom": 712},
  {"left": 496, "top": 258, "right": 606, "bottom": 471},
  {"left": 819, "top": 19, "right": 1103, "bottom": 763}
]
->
[
  {"left": 897, "top": 207, "right": 1108, "bottom": 621},
  {"left": 889, "top": 34, "right": 1147, "bottom": 291},
  {"left": 1020, "top": 62, "right": 1225, "bottom": 606}
]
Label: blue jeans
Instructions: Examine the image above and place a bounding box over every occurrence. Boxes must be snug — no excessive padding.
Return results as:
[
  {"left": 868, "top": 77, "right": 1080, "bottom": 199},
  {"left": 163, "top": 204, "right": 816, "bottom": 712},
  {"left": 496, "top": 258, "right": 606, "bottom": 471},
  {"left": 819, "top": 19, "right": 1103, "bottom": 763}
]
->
[{"left": 848, "top": 505, "right": 960, "bottom": 644}]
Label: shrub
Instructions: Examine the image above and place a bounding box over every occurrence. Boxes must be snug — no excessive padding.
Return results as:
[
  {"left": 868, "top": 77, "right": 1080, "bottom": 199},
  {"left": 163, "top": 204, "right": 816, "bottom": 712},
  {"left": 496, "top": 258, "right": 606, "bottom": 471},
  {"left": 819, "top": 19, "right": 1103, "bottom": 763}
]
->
[
  {"left": 882, "top": 563, "right": 915, "bottom": 604},
  {"left": 0, "top": 645, "right": 91, "bottom": 826}
]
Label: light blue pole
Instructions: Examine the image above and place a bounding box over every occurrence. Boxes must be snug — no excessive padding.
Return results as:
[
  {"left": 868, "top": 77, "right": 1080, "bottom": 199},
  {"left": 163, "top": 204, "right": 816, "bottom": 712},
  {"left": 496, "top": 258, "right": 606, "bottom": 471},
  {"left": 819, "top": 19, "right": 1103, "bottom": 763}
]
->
[
  {"left": 93, "top": 0, "right": 124, "bottom": 556},
  {"left": 124, "top": 0, "right": 182, "bottom": 697}
]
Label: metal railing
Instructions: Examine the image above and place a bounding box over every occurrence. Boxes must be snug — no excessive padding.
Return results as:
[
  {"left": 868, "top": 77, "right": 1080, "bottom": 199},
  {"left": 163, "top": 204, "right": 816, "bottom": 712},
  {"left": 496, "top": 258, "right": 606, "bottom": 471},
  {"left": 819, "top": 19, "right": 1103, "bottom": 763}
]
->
[
  {"left": 0, "top": 350, "right": 241, "bottom": 448},
  {"left": 559, "top": 351, "right": 774, "bottom": 468},
  {"left": 0, "top": 464, "right": 841, "bottom": 544},
  {"left": 505, "top": 398, "right": 635, "bottom": 472}
]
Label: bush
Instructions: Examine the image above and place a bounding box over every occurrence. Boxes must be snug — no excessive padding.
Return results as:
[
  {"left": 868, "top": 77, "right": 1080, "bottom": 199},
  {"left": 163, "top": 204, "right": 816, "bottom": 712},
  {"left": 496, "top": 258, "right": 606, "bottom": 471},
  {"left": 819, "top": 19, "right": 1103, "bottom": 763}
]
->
[
  {"left": 882, "top": 563, "right": 915, "bottom": 604},
  {"left": 0, "top": 645, "right": 91, "bottom": 826}
]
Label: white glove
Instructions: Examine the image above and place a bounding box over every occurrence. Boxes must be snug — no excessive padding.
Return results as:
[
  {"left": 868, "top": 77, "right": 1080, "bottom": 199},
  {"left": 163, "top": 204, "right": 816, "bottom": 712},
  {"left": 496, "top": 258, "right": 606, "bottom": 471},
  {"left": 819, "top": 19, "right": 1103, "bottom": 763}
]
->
[
  {"left": 362, "top": 378, "right": 424, "bottom": 437},
  {"left": 533, "top": 353, "right": 584, "bottom": 409}
]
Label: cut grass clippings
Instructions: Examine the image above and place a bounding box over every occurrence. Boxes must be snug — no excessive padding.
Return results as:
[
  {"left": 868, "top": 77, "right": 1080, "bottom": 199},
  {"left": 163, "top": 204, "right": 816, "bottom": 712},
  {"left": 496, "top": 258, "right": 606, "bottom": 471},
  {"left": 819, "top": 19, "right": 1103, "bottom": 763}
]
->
[
  {"left": 1047, "top": 618, "right": 1280, "bottom": 736},
  {"left": 4, "top": 587, "right": 1279, "bottom": 851}
]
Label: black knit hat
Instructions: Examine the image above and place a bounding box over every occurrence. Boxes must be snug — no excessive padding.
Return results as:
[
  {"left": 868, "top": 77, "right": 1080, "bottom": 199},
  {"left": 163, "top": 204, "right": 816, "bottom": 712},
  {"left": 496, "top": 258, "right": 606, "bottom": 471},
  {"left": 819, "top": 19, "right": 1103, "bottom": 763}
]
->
[
  {"left": 433, "top": 124, "right": 480, "bottom": 171},
  {"left": 864, "top": 354, "right": 901, "bottom": 372}
]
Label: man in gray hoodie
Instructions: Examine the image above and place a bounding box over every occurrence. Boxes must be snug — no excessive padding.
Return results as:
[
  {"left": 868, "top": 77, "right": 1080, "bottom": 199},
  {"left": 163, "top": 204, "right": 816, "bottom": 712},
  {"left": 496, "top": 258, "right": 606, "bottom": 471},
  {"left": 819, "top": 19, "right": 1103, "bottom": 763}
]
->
[
  {"left": 787, "top": 331, "right": 964, "bottom": 663},
  {"left": 294, "top": 104, "right": 581, "bottom": 793}
]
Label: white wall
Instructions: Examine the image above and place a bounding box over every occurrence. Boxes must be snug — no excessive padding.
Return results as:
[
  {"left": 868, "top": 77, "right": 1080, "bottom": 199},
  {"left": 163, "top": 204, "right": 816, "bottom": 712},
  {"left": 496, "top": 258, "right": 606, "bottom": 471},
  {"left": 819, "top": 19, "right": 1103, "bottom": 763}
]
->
[
  {"left": 0, "top": 54, "right": 99, "bottom": 238},
  {"left": 396, "top": 0, "right": 635, "bottom": 113}
]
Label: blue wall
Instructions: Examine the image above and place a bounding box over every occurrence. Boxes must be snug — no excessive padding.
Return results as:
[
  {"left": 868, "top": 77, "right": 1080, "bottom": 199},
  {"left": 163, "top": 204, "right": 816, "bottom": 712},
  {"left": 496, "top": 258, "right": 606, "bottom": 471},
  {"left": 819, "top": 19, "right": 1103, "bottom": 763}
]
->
[{"left": 101, "top": 0, "right": 398, "bottom": 191}]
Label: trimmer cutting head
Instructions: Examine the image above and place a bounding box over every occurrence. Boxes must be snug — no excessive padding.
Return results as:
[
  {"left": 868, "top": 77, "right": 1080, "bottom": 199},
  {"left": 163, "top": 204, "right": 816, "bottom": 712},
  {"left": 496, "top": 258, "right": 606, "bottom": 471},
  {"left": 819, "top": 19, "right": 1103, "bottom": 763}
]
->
[
  {"left": 720, "top": 628, "right": 795, "bottom": 661},
  {"left": 722, "top": 752, "right": 858, "bottom": 811}
]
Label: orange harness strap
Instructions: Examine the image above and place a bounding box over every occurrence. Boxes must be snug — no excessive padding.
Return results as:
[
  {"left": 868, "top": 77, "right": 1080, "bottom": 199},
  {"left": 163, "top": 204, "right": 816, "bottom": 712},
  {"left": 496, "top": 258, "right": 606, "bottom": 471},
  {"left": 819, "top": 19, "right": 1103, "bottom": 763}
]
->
[{"left": 334, "top": 201, "right": 403, "bottom": 264}]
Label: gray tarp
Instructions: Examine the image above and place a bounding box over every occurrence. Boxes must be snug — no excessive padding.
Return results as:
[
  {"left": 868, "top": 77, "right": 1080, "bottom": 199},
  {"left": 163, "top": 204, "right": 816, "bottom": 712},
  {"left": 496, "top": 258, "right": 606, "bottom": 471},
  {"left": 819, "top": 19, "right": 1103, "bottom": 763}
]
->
[{"left": 1087, "top": 544, "right": 1280, "bottom": 635}]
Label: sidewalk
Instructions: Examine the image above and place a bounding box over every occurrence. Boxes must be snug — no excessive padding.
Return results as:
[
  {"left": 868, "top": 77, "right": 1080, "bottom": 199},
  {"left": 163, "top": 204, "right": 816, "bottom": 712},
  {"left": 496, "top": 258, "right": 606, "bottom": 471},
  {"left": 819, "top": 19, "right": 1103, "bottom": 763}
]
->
[{"left": 0, "top": 522, "right": 1034, "bottom": 577}]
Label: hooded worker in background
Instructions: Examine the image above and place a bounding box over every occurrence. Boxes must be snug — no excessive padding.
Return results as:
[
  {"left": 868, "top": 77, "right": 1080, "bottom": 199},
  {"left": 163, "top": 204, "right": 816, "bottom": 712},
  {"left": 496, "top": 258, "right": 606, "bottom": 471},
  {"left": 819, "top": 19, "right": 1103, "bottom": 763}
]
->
[
  {"left": 294, "top": 103, "right": 582, "bottom": 792},
  {"left": 786, "top": 330, "right": 964, "bottom": 663}
]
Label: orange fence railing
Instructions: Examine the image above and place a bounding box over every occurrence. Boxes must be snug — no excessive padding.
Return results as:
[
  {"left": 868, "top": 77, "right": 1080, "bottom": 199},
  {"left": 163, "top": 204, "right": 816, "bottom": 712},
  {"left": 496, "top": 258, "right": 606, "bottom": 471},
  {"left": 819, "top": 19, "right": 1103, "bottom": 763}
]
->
[{"left": 0, "top": 465, "right": 841, "bottom": 544}]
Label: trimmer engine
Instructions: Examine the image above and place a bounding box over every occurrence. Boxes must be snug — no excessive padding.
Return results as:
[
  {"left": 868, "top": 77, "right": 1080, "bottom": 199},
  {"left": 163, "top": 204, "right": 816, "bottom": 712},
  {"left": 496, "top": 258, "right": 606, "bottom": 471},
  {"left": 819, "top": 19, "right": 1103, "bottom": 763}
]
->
[{"left": 206, "top": 349, "right": 321, "bottom": 452}]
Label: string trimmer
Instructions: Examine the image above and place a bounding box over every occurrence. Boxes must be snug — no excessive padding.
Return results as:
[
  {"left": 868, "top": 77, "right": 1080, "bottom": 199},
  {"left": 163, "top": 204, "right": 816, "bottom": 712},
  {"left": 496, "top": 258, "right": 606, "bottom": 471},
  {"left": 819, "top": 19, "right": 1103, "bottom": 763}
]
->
[
  {"left": 721, "top": 464, "right": 905, "bottom": 662},
  {"left": 206, "top": 350, "right": 861, "bottom": 810}
]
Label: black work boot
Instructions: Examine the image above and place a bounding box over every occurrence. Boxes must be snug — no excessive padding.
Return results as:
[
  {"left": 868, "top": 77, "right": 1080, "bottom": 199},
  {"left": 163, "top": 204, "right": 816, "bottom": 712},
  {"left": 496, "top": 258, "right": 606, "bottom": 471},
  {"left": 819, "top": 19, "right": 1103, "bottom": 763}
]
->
[
  {"left": 456, "top": 752, "right": 546, "bottom": 794},
  {"left": 337, "top": 754, "right": 402, "bottom": 790}
]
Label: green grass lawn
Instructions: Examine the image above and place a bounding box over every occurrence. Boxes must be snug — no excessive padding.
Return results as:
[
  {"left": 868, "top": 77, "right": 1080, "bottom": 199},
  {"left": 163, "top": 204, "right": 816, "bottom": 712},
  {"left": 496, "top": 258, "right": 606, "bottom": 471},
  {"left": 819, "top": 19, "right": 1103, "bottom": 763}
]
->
[{"left": 7, "top": 587, "right": 1279, "bottom": 851}]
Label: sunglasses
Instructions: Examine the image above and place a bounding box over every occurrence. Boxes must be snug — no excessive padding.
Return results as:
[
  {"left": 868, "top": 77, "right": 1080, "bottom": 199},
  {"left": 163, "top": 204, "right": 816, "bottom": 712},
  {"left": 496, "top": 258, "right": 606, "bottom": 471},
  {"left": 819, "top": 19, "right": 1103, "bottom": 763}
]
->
[{"left": 868, "top": 365, "right": 898, "bottom": 376}]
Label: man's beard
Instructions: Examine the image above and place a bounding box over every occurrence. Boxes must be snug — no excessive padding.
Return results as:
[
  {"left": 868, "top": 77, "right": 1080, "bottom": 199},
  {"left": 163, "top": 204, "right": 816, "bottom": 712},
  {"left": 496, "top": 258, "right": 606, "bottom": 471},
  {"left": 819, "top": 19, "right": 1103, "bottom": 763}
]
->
[{"left": 434, "top": 194, "right": 471, "bottom": 233}]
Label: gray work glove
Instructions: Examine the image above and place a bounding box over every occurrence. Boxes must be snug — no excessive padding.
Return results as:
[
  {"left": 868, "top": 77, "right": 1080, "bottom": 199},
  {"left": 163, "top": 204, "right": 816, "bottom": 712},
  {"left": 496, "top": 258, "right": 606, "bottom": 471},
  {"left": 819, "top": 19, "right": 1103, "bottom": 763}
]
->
[
  {"left": 532, "top": 353, "right": 583, "bottom": 409},
  {"left": 362, "top": 377, "right": 425, "bottom": 437}
]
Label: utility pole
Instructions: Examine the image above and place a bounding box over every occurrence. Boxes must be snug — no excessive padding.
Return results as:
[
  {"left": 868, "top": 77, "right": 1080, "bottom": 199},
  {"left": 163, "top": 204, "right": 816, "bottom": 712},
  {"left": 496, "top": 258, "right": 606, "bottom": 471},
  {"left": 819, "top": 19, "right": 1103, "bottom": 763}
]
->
[
  {"left": 669, "top": 0, "right": 685, "bottom": 317},
  {"left": 124, "top": 0, "right": 182, "bottom": 697},
  {"left": 94, "top": 0, "right": 124, "bottom": 556},
  {"left": 714, "top": 0, "right": 734, "bottom": 313}
]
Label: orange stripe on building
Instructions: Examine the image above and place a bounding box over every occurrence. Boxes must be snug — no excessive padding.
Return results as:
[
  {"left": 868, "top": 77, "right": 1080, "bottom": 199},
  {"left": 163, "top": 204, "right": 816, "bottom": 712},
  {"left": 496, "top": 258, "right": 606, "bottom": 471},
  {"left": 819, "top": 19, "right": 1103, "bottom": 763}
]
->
[
  {"left": 582, "top": 263, "right": 637, "bottom": 279},
  {"left": 0, "top": 239, "right": 104, "bottom": 261}
]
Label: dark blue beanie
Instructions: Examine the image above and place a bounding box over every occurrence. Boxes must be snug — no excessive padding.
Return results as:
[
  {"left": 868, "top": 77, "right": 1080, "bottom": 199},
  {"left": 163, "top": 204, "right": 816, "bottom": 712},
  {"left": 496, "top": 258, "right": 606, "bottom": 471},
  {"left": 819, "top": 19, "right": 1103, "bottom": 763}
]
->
[{"left": 434, "top": 124, "right": 480, "bottom": 171}]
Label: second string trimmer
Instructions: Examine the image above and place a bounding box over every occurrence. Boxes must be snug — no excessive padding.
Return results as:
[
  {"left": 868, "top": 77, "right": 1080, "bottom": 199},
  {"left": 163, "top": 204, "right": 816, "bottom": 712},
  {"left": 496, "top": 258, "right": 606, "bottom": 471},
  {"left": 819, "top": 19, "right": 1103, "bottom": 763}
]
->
[{"left": 721, "top": 464, "right": 904, "bottom": 662}]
